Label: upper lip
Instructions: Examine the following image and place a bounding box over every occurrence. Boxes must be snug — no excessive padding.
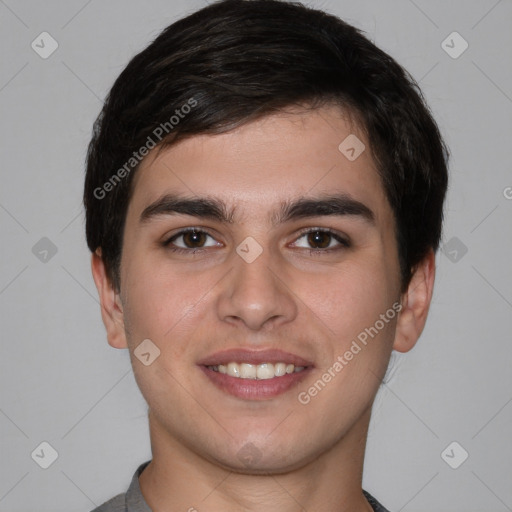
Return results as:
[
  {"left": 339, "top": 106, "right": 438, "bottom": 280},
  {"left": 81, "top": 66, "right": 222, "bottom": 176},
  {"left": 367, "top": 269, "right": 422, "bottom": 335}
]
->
[{"left": 198, "top": 348, "right": 313, "bottom": 367}]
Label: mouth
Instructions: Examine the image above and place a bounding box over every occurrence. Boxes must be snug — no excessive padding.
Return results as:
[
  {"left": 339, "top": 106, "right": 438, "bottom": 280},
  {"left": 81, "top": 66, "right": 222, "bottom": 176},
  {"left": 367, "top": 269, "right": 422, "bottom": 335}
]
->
[
  {"left": 206, "top": 362, "right": 305, "bottom": 379},
  {"left": 198, "top": 349, "right": 313, "bottom": 400}
]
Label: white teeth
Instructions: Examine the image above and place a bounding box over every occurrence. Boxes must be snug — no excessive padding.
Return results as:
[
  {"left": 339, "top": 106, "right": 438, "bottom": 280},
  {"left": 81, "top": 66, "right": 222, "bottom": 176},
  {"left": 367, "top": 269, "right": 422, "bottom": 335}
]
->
[
  {"left": 227, "top": 362, "right": 240, "bottom": 378},
  {"left": 208, "top": 362, "right": 306, "bottom": 379},
  {"left": 239, "top": 363, "right": 257, "bottom": 379},
  {"left": 256, "top": 363, "right": 274, "bottom": 380},
  {"left": 274, "top": 362, "right": 286, "bottom": 377}
]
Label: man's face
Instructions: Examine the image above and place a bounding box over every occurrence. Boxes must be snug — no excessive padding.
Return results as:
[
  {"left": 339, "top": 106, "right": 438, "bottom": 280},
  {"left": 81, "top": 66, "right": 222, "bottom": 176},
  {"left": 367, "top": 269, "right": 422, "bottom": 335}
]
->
[{"left": 116, "top": 105, "right": 403, "bottom": 472}]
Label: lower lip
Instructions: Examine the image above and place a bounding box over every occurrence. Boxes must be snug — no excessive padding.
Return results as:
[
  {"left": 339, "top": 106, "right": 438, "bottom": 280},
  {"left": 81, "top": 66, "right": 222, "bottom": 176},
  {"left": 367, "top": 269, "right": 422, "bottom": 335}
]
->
[{"left": 199, "top": 365, "right": 312, "bottom": 400}]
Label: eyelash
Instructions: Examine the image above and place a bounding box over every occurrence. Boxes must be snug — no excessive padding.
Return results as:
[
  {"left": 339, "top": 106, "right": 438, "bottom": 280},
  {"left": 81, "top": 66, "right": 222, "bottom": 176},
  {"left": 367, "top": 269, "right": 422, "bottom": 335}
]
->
[{"left": 162, "top": 227, "right": 350, "bottom": 256}]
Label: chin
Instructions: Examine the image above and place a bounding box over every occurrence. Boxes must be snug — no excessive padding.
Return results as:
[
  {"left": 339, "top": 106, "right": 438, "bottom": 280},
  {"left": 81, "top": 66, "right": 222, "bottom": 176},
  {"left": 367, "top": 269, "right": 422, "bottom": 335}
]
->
[{"left": 205, "top": 438, "right": 316, "bottom": 476}]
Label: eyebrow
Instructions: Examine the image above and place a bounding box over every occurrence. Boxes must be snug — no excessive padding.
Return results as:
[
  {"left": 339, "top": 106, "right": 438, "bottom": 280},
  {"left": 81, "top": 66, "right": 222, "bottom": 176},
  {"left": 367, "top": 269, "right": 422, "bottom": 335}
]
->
[{"left": 140, "top": 193, "right": 375, "bottom": 226}]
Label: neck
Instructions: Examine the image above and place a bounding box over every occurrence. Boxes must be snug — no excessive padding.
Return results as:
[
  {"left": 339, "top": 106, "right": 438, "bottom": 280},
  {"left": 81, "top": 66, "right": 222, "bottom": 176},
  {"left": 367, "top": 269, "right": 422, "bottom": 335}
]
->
[{"left": 139, "top": 407, "right": 375, "bottom": 512}]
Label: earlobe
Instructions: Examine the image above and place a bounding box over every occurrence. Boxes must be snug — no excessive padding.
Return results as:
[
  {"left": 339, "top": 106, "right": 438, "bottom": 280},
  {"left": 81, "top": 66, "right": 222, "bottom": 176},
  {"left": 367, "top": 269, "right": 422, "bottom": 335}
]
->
[
  {"left": 393, "top": 249, "right": 436, "bottom": 353},
  {"left": 90, "top": 250, "right": 128, "bottom": 349}
]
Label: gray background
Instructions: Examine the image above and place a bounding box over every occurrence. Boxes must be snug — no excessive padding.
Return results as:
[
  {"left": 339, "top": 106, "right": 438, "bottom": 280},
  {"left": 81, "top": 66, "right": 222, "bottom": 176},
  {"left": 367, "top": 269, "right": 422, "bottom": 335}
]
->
[{"left": 1, "top": 0, "right": 511, "bottom": 511}]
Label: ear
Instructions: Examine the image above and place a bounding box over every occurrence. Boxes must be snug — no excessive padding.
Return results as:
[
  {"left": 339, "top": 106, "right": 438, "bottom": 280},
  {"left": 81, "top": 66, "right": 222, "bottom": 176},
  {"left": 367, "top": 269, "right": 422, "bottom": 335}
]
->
[
  {"left": 91, "top": 249, "right": 128, "bottom": 349},
  {"left": 393, "top": 249, "right": 436, "bottom": 353}
]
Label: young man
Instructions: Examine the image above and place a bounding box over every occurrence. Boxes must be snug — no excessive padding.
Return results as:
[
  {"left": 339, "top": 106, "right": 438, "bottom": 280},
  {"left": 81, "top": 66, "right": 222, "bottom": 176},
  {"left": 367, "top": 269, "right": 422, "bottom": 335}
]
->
[{"left": 84, "top": 1, "right": 448, "bottom": 510}]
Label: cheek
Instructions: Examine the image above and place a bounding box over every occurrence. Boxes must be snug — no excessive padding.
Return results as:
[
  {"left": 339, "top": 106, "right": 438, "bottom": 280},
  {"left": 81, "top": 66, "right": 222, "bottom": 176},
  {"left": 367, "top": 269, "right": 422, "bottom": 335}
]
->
[
  {"left": 120, "top": 265, "right": 202, "bottom": 411},
  {"left": 120, "top": 251, "right": 222, "bottom": 359},
  {"left": 120, "top": 250, "right": 189, "bottom": 345},
  {"left": 298, "top": 261, "right": 397, "bottom": 345}
]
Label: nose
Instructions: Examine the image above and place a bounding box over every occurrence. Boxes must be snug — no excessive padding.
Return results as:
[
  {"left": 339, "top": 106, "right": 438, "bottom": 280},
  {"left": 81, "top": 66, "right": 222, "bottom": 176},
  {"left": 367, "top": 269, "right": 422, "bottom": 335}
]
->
[{"left": 216, "top": 245, "right": 298, "bottom": 332}]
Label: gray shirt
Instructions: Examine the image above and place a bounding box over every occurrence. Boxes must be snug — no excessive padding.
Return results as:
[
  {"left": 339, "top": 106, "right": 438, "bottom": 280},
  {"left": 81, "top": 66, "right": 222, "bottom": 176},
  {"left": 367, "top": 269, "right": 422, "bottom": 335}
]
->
[{"left": 91, "top": 461, "right": 391, "bottom": 512}]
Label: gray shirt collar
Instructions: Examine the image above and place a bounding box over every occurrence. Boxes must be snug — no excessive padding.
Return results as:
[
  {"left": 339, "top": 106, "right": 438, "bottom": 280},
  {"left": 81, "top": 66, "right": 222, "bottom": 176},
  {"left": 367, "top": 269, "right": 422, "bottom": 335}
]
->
[{"left": 126, "top": 461, "right": 152, "bottom": 511}]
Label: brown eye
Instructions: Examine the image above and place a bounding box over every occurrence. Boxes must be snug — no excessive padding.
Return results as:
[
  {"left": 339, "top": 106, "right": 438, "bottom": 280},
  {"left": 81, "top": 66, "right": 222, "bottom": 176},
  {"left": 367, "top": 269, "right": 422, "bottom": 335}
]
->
[
  {"left": 182, "top": 230, "right": 207, "bottom": 248},
  {"left": 164, "top": 229, "right": 222, "bottom": 253},
  {"left": 292, "top": 228, "right": 350, "bottom": 252},
  {"left": 307, "top": 230, "right": 332, "bottom": 249}
]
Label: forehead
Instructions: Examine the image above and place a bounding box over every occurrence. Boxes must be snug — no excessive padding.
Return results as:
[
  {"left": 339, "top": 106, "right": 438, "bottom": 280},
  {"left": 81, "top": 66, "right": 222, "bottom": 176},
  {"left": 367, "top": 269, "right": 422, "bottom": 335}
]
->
[{"left": 128, "top": 105, "right": 390, "bottom": 224}]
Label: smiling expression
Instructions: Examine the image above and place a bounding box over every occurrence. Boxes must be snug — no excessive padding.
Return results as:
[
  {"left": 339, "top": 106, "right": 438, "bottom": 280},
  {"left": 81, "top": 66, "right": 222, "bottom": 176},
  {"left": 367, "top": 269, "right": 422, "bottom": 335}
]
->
[{"left": 107, "top": 105, "right": 405, "bottom": 472}]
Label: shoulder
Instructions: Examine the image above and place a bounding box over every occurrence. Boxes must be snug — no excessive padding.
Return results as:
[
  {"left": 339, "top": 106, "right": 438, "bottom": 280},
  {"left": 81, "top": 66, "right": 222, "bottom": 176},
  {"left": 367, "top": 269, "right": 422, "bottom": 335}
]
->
[
  {"left": 363, "top": 489, "right": 392, "bottom": 512},
  {"left": 90, "top": 492, "right": 126, "bottom": 512},
  {"left": 89, "top": 460, "right": 151, "bottom": 512}
]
